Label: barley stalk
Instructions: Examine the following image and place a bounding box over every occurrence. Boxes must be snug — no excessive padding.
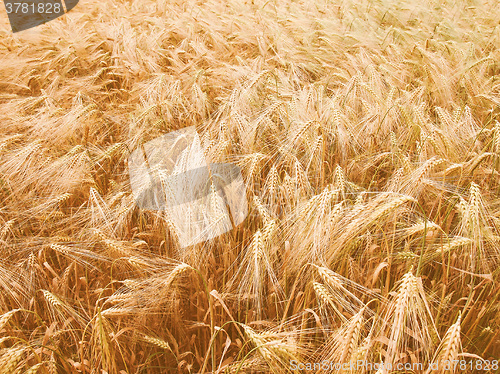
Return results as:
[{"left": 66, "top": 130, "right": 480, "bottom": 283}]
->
[
  {"left": 313, "top": 282, "right": 336, "bottom": 309},
  {"left": 143, "top": 334, "right": 172, "bottom": 351},
  {"left": 438, "top": 313, "right": 462, "bottom": 366},
  {"left": 164, "top": 263, "right": 193, "bottom": 287},
  {"left": 0, "top": 309, "right": 20, "bottom": 331},
  {"left": 0, "top": 346, "right": 26, "bottom": 374}
]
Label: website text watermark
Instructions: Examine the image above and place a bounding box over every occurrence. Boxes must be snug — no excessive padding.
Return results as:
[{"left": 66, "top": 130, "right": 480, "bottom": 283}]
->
[{"left": 290, "top": 359, "right": 499, "bottom": 372}]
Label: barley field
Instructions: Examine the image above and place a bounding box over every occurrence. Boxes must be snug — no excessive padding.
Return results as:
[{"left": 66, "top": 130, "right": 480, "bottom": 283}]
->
[{"left": 0, "top": 0, "right": 499, "bottom": 372}]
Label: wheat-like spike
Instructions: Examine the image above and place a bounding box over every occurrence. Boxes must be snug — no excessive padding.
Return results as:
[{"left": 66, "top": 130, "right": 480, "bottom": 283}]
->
[
  {"left": 0, "top": 219, "right": 15, "bottom": 240},
  {"left": 452, "top": 106, "right": 462, "bottom": 123},
  {"left": 232, "top": 112, "right": 247, "bottom": 136},
  {"left": 23, "top": 362, "right": 45, "bottom": 374},
  {"left": 401, "top": 154, "right": 413, "bottom": 173},
  {"left": 262, "top": 219, "right": 277, "bottom": 243},
  {"left": 47, "top": 357, "right": 57, "bottom": 374},
  {"left": 164, "top": 213, "right": 180, "bottom": 239},
  {"left": 352, "top": 335, "right": 372, "bottom": 362},
  {"left": 290, "top": 121, "right": 314, "bottom": 146},
  {"left": 294, "top": 160, "right": 309, "bottom": 193},
  {"left": 115, "top": 204, "right": 133, "bottom": 219},
  {"left": 157, "top": 177, "right": 181, "bottom": 241},
  {"left": 435, "top": 107, "right": 454, "bottom": 128},
  {"left": 494, "top": 121, "right": 500, "bottom": 154},
  {"left": 105, "top": 293, "right": 133, "bottom": 305},
  {"left": 368, "top": 195, "right": 415, "bottom": 223},
  {"left": 316, "top": 266, "right": 343, "bottom": 289},
  {"left": 52, "top": 235, "right": 73, "bottom": 242},
  {"left": 385, "top": 271, "right": 417, "bottom": 363},
  {"left": 266, "top": 164, "right": 279, "bottom": 198},
  {"left": 244, "top": 70, "right": 271, "bottom": 91},
  {"left": 42, "top": 290, "right": 64, "bottom": 309},
  {"left": 242, "top": 324, "right": 273, "bottom": 361},
  {"left": 48, "top": 192, "right": 72, "bottom": 206},
  {"left": 384, "top": 269, "right": 436, "bottom": 366},
  {"left": 415, "top": 157, "right": 445, "bottom": 186},
  {"left": 27, "top": 252, "right": 37, "bottom": 269},
  {"left": 0, "top": 309, "right": 20, "bottom": 331},
  {"left": 396, "top": 251, "right": 419, "bottom": 260},
  {"left": 429, "top": 131, "right": 442, "bottom": 155},
  {"left": 305, "top": 88, "right": 315, "bottom": 111},
  {"left": 242, "top": 324, "right": 263, "bottom": 345},
  {"left": 456, "top": 196, "right": 469, "bottom": 216},
  {"left": 0, "top": 346, "right": 26, "bottom": 374},
  {"left": 282, "top": 173, "right": 294, "bottom": 200},
  {"left": 101, "top": 307, "right": 132, "bottom": 317},
  {"left": 317, "top": 185, "right": 332, "bottom": 220},
  {"left": 457, "top": 183, "right": 485, "bottom": 253},
  {"left": 299, "top": 194, "right": 321, "bottom": 220},
  {"left": 59, "top": 263, "right": 73, "bottom": 292},
  {"left": 444, "top": 163, "right": 464, "bottom": 175},
  {"left": 339, "top": 307, "right": 365, "bottom": 363},
  {"left": 328, "top": 202, "right": 344, "bottom": 226},
  {"left": 209, "top": 180, "right": 223, "bottom": 215},
  {"left": 393, "top": 271, "right": 417, "bottom": 319},
  {"left": 219, "top": 121, "right": 229, "bottom": 140},
  {"left": 332, "top": 108, "right": 342, "bottom": 130},
  {"left": 143, "top": 334, "right": 173, "bottom": 351},
  {"left": 192, "top": 82, "right": 207, "bottom": 115},
  {"left": 127, "top": 256, "right": 151, "bottom": 269},
  {"left": 2, "top": 3, "right": 499, "bottom": 373},
  {"left": 246, "top": 153, "right": 264, "bottom": 183},
  {"left": 24, "top": 362, "right": 44, "bottom": 374},
  {"left": 433, "top": 127, "right": 453, "bottom": 154},
  {"left": 386, "top": 87, "right": 397, "bottom": 109},
  {"left": 313, "top": 281, "right": 336, "bottom": 309},
  {"left": 252, "top": 230, "right": 265, "bottom": 263},
  {"left": 228, "top": 88, "right": 240, "bottom": 113},
  {"left": 103, "top": 239, "right": 131, "bottom": 257},
  {"left": 390, "top": 131, "right": 399, "bottom": 152},
  {"left": 435, "top": 237, "right": 473, "bottom": 255},
  {"left": 242, "top": 324, "right": 265, "bottom": 346},
  {"left": 354, "top": 192, "right": 365, "bottom": 207},
  {"left": 123, "top": 279, "right": 141, "bottom": 290},
  {"left": 405, "top": 220, "right": 441, "bottom": 236},
  {"left": 253, "top": 195, "right": 271, "bottom": 223},
  {"left": 50, "top": 243, "right": 71, "bottom": 255},
  {"left": 224, "top": 358, "right": 263, "bottom": 374},
  {"left": 93, "top": 310, "right": 112, "bottom": 366},
  {"left": 212, "top": 139, "right": 230, "bottom": 161},
  {"left": 469, "top": 182, "right": 481, "bottom": 214},
  {"left": 467, "top": 152, "right": 495, "bottom": 173},
  {"left": 334, "top": 165, "right": 346, "bottom": 194},
  {"left": 437, "top": 313, "right": 462, "bottom": 366},
  {"left": 164, "top": 263, "right": 192, "bottom": 287},
  {"left": 91, "top": 228, "right": 108, "bottom": 242},
  {"left": 77, "top": 103, "right": 98, "bottom": 119},
  {"left": 108, "top": 191, "right": 127, "bottom": 208},
  {"left": 308, "top": 134, "right": 323, "bottom": 164},
  {"left": 264, "top": 339, "right": 298, "bottom": 359},
  {"left": 359, "top": 83, "right": 378, "bottom": 103},
  {"left": 397, "top": 103, "right": 412, "bottom": 130}
]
